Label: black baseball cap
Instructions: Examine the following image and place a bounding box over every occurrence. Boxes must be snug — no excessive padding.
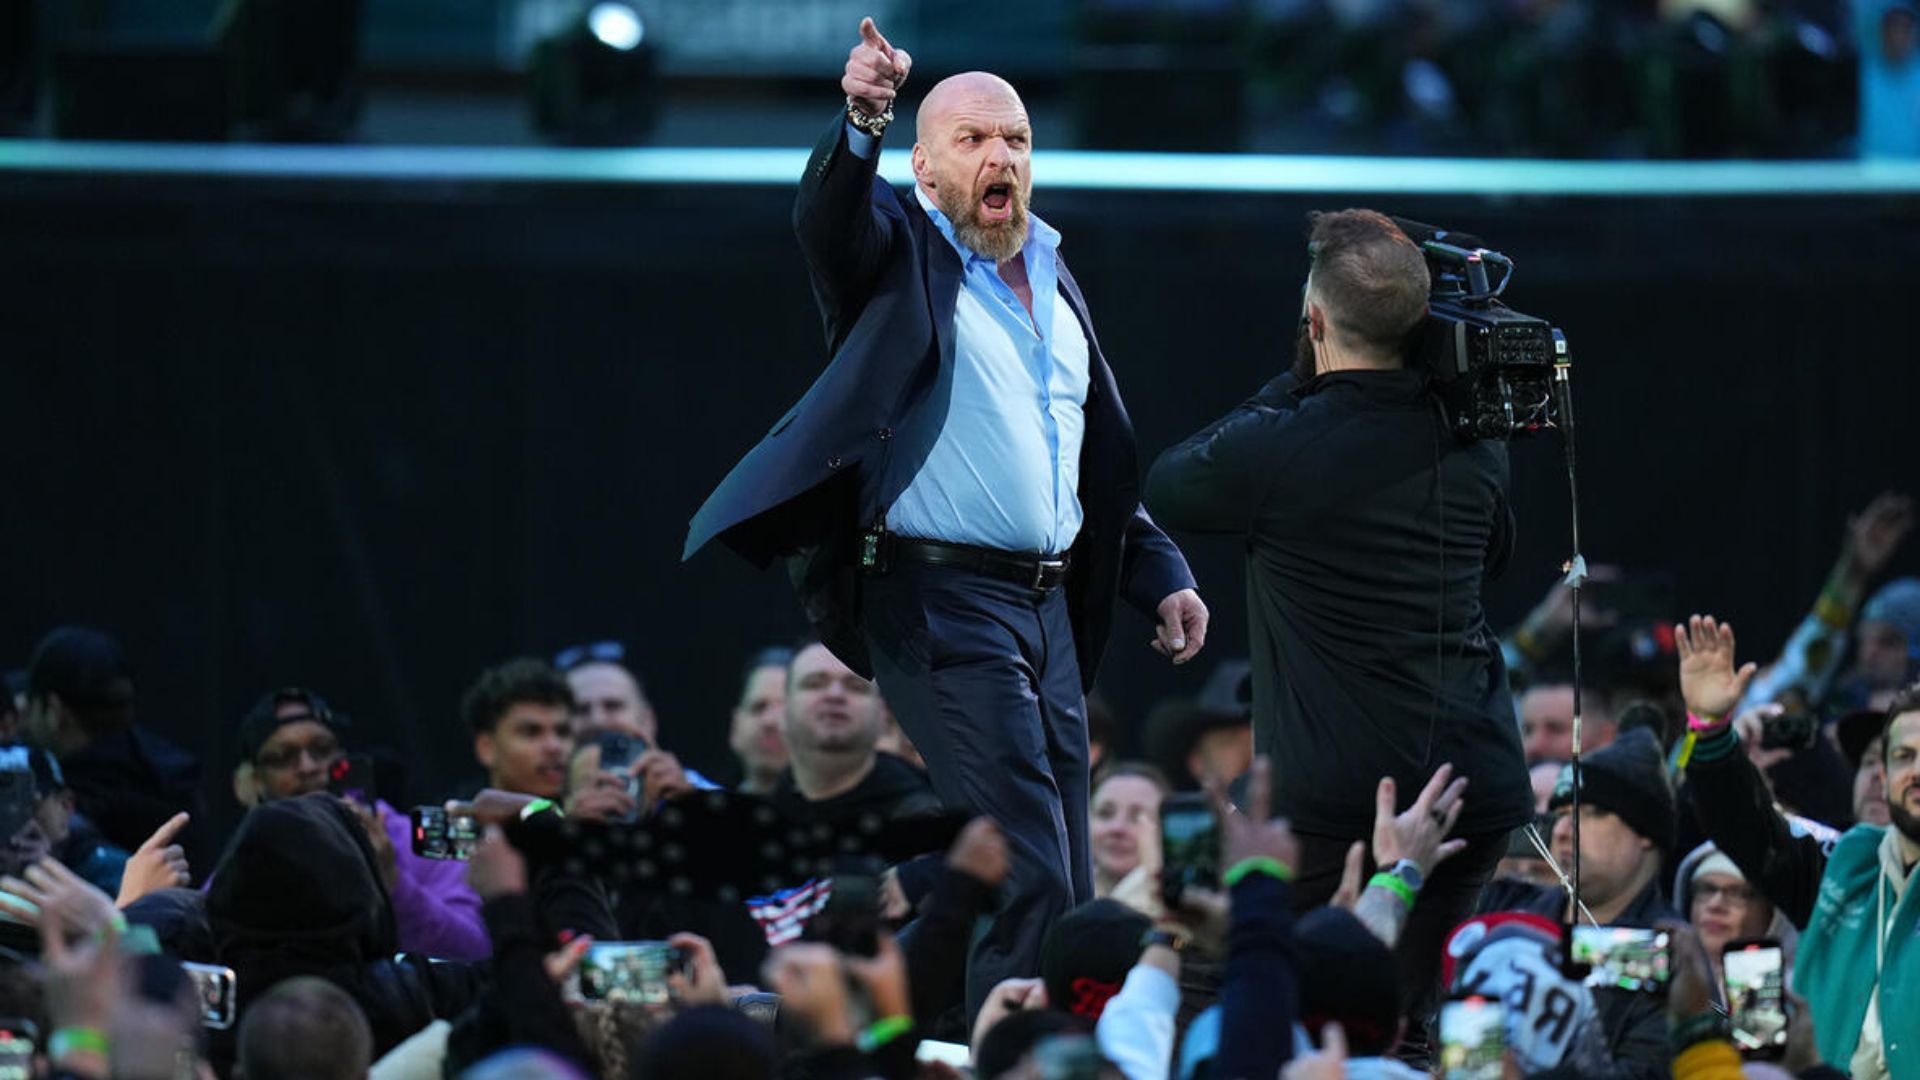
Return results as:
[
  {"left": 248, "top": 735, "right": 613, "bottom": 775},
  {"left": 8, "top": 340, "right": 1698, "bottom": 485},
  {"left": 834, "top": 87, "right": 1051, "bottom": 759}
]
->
[
  {"left": 237, "top": 687, "right": 348, "bottom": 763},
  {"left": 26, "top": 626, "right": 133, "bottom": 707}
]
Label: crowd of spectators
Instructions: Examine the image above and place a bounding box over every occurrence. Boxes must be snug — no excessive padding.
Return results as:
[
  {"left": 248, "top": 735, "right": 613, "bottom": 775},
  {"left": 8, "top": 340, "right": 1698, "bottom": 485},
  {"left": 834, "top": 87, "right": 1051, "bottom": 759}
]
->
[
  {"left": 0, "top": 492, "right": 1913, "bottom": 1079},
  {"left": 1076, "top": 0, "right": 1920, "bottom": 158}
]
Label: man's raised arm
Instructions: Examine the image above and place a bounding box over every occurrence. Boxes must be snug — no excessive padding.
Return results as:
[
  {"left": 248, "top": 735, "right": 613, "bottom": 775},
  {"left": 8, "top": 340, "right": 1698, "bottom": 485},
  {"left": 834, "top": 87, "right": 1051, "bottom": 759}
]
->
[{"left": 793, "top": 17, "right": 914, "bottom": 339}]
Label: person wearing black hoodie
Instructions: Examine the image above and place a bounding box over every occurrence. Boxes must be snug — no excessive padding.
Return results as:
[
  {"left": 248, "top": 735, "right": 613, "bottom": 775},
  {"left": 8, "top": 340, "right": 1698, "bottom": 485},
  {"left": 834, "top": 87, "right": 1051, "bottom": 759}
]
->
[{"left": 205, "top": 793, "right": 484, "bottom": 1071}]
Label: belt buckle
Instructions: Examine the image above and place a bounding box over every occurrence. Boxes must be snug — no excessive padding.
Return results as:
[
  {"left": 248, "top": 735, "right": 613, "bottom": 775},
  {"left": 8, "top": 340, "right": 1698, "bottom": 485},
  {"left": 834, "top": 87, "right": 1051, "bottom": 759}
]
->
[{"left": 1033, "top": 558, "right": 1062, "bottom": 590}]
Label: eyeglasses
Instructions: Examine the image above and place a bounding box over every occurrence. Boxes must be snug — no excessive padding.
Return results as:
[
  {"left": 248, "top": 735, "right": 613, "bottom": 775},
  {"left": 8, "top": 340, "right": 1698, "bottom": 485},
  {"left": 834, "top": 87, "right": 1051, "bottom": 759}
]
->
[
  {"left": 1694, "top": 881, "right": 1756, "bottom": 905},
  {"left": 554, "top": 640, "right": 624, "bottom": 672},
  {"left": 256, "top": 734, "right": 342, "bottom": 772}
]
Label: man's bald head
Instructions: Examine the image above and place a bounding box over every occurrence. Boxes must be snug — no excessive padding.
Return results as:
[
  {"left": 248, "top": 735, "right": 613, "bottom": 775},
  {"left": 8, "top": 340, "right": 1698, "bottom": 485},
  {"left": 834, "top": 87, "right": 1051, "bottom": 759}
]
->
[
  {"left": 916, "top": 72, "right": 1024, "bottom": 143},
  {"left": 910, "top": 72, "right": 1034, "bottom": 264}
]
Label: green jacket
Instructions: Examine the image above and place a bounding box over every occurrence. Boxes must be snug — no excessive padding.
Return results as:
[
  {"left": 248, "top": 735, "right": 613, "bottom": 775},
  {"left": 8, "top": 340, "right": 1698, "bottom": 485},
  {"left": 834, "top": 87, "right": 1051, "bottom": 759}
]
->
[{"left": 1793, "top": 824, "right": 1919, "bottom": 1074}]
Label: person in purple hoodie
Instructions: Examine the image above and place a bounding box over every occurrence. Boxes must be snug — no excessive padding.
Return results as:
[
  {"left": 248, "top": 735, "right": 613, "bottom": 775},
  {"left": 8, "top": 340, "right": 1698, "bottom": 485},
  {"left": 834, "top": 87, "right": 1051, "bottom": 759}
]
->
[{"left": 229, "top": 687, "right": 489, "bottom": 959}]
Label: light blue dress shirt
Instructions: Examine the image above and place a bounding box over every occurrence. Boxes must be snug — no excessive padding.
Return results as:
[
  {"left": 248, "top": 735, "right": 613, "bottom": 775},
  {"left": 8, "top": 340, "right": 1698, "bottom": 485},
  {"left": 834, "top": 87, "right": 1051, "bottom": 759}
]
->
[{"left": 845, "top": 124, "right": 1090, "bottom": 554}]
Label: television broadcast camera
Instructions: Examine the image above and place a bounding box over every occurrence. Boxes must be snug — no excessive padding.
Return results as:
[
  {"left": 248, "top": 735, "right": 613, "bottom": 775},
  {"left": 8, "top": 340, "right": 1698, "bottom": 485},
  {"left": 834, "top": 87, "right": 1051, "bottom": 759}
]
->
[{"left": 1395, "top": 218, "right": 1565, "bottom": 443}]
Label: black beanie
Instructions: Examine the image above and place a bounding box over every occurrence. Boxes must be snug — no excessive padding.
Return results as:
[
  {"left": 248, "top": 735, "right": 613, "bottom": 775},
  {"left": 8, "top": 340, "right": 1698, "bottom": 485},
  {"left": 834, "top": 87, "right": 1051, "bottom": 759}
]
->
[
  {"left": 1295, "top": 907, "right": 1402, "bottom": 1056},
  {"left": 1548, "top": 727, "right": 1675, "bottom": 852},
  {"left": 1040, "top": 899, "right": 1150, "bottom": 1020}
]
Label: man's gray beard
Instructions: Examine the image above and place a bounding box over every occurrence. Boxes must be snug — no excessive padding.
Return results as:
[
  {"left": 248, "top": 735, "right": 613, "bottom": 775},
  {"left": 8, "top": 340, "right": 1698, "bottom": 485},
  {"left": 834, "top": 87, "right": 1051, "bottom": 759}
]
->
[{"left": 938, "top": 183, "right": 1027, "bottom": 263}]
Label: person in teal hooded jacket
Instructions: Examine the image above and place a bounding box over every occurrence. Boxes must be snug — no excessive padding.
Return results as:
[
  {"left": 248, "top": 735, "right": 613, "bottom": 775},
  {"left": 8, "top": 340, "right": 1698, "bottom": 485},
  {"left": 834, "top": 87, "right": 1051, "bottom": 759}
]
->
[{"left": 1676, "top": 615, "right": 1919, "bottom": 1080}]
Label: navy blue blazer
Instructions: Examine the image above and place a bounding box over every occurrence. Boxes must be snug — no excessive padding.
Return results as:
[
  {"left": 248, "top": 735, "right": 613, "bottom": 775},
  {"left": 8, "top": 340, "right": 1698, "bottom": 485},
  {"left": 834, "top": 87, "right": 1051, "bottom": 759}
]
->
[{"left": 684, "top": 116, "right": 1195, "bottom": 689}]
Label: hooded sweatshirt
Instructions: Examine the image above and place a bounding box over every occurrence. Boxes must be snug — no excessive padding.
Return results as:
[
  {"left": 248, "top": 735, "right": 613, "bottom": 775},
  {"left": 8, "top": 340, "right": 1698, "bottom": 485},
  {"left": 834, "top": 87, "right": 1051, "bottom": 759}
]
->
[
  {"left": 1670, "top": 841, "right": 1801, "bottom": 1007},
  {"left": 206, "top": 793, "right": 484, "bottom": 1067}
]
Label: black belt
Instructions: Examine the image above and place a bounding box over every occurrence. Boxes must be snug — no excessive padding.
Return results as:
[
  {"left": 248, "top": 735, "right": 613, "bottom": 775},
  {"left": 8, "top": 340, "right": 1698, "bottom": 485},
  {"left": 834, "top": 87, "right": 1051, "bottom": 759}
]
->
[{"left": 890, "top": 537, "right": 1071, "bottom": 591}]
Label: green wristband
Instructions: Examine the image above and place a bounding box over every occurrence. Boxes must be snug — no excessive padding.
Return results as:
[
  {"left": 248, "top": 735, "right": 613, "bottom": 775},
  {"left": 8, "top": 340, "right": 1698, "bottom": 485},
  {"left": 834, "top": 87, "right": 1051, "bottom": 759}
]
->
[
  {"left": 856, "top": 1014, "right": 914, "bottom": 1053},
  {"left": 50, "top": 1026, "right": 109, "bottom": 1060},
  {"left": 519, "top": 798, "right": 556, "bottom": 821},
  {"left": 1223, "top": 855, "right": 1294, "bottom": 887},
  {"left": 1367, "top": 871, "right": 1418, "bottom": 909}
]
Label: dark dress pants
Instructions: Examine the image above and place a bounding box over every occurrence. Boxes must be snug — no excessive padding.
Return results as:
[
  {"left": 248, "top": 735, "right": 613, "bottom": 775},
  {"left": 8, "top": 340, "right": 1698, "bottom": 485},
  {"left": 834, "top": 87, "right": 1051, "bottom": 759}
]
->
[
  {"left": 1289, "top": 826, "right": 1509, "bottom": 1058},
  {"left": 861, "top": 559, "right": 1092, "bottom": 1019}
]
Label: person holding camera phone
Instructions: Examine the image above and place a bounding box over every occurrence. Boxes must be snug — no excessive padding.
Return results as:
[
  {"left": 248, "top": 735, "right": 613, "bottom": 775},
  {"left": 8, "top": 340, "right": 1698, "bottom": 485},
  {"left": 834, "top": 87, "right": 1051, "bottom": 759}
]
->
[
  {"left": 1475, "top": 727, "right": 1681, "bottom": 1076},
  {"left": 1145, "top": 210, "right": 1531, "bottom": 1049},
  {"left": 230, "top": 686, "right": 490, "bottom": 961},
  {"left": 1678, "top": 616, "right": 1920, "bottom": 1080}
]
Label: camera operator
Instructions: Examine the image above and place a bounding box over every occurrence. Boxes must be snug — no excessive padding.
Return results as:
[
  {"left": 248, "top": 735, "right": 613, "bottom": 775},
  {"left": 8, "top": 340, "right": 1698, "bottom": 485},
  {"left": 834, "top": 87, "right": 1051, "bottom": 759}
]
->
[{"left": 1144, "top": 209, "right": 1530, "bottom": 1041}]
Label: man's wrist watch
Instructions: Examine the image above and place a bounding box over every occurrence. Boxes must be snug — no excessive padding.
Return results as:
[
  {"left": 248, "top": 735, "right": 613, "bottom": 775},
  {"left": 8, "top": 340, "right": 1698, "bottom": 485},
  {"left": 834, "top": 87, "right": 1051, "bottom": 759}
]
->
[
  {"left": 1140, "top": 927, "right": 1189, "bottom": 953},
  {"left": 1385, "top": 858, "right": 1425, "bottom": 893},
  {"left": 846, "top": 96, "right": 893, "bottom": 136}
]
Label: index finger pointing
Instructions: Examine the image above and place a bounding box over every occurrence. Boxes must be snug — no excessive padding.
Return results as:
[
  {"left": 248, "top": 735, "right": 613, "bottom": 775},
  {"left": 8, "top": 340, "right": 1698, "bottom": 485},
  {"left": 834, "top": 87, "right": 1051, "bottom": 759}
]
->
[
  {"left": 859, "top": 17, "right": 895, "bottom": 59},
  {"left": 138, "top": 811, "right": 191, "bottom": 853}
]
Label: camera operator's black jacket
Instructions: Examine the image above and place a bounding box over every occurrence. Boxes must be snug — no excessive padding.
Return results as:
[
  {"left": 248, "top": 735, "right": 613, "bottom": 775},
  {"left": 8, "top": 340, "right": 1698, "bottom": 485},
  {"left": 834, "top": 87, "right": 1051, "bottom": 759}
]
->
[{"left": 1146, "top": 369, "right": 1530, "bottom": 839}]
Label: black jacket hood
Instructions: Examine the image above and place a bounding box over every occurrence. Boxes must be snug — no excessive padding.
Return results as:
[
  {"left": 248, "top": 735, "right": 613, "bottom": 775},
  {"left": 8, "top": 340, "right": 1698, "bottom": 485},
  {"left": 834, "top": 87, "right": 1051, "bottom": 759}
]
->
[{"left": 208, "top": 792, "right": 396, "bottom": 965}]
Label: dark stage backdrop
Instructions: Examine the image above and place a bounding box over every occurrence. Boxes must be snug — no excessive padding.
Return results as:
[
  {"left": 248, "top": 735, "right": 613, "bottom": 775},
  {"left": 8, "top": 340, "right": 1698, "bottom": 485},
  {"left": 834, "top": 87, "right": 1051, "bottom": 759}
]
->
[{"left": 3, "top": 166, "right": 1918, "bottom": 848}]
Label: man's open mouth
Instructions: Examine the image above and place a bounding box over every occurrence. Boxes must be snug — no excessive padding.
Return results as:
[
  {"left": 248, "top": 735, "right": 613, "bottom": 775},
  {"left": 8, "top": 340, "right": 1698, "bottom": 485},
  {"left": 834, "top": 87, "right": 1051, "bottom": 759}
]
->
[{"left": 981, "top": 182, "right": 1013, "bottom": 220}]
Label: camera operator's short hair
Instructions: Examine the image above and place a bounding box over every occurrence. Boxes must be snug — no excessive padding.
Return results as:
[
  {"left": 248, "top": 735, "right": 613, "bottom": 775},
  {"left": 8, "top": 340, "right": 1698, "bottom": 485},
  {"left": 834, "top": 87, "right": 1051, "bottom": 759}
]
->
[
  {"left": 1305, "top": 209, "right": 1430, "bottom": 361},
  {"left": 236, "top": 976, "right": 372, "bottom": 1080},
  {"left": 461, "top": 657, "right": 575, "bottom": 736}
]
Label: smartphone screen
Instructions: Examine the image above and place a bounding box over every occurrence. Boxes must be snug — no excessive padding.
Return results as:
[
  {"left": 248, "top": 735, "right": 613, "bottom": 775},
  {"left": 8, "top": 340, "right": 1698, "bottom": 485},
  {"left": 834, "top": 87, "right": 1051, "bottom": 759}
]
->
[
  {"left": 410, "top": 806, "right": 480, "bottom": 860},
  {"left": 1723, "top": 941, "right": 1787, "bottom": 1058},
  {"left": 594, "top": 731, "right": 645, "bottom": 814},
  {"left": 596, "top": 731, "right": 648, "bottom": 771},
  {"left": 0, "top": 1019, "right": 36, "bottom": 1080},
  {"left": 577, "top": 941, "right": 679, "bottom": 1006},
  {"left": 327, "top": 754, "right": 378, "bottom": 807},
  {"left": 1571, "top": 926, "right": 1672, "bottom": 992},
  {"left": 1159, "top": 793, "right": 1219, "bottom": 903},
  {"left": 1438, "top": 995, "right": 1506, "bottom": 1080},
  {"left": 180, "top": 963, "right": 237, "bottom": 1030}
]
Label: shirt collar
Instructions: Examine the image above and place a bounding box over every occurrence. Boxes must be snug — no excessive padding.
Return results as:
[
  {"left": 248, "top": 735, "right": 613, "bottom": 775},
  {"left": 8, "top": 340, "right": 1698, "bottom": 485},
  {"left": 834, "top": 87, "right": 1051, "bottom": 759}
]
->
[
  {"left": 913, "top": 183, "right": 1059, "bottom": 267},
  {"left": 1289, "top": 367, "right": 1430, "bottom": 404}
]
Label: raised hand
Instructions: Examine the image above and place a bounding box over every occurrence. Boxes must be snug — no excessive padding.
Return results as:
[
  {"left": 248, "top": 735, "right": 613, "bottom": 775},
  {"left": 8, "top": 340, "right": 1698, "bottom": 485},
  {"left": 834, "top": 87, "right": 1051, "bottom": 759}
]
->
[
  {"left": 15, "top": 859, "right": 119, "bottom": 942},
  {"left": 842, "top": 17, "right": 913, "bottom": 117},
  {"left": 1209, "top": 756, "right": 1299, "bottom": 877},
  {"left": 349, "top": 802, "right": 399, "bottom": 893},
  {"left": 1842, "top": 491, "right": 1914, "bottom": 580},
  {"left": 1328, "top": 841, "right": 1367, "bottom": 911},
  {"left": 946, "top": 816, "right": 1011, "bottom": 888},
  {"left": 636, "top": 749, "right": 696, "bottom": 807},
  {"left": 1371, "top": 764, "right": 1468, "bottom": 875},
  {"left": 455, "top": 788, "right": 537, "bottom": 827},
  {"left": 466, "top": 825, "right": 528, "bottom": 902},
  {"left": 1675, "top": 615, "right": 1757, "bottom": 721},
  {"left": 844, "top": 932, "right": 912, "bottom": 1021},
  {"left": 763, "top": 943, "right": 857, "bottom": 1047},
  {"left": 1661, "top": 921, "right": 1715, "bottom": 1022},
  {"left": 1281, "top": 1023, "right": 1348, "bottom": 1080},
  {"left": 39, "top": 890, "right": 123, "bottom": 1078},
  {"left": 1783, "top": 989, "right": 1822, "bottom": 1074},
  {"left": 115, "top": 810, "right": 191, "bottom": 907},
  {"left": 971, "top": 977, "right": 1047, "bottom": 1051},
  {"left": 667, "top": 932, "right": 731, "bottom": 1007}
]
